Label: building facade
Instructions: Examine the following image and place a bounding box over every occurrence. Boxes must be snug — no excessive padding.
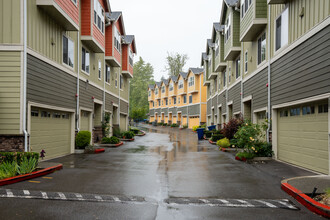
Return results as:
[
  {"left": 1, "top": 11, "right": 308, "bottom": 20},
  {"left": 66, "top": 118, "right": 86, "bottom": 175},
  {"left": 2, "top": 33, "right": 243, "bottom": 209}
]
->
[
  {"left": 203, "top": 0, "right": 330, "bottom": 174},
  {"left": 148, "top": 68, "right": 207, "bottom": 129},
  {"left": 0, "top": 0, "right": 136, "bottom": 159}
]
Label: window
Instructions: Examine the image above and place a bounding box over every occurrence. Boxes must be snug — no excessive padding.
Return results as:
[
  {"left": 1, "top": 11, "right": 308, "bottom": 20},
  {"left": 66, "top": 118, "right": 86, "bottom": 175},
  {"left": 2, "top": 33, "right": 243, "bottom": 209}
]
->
[
  {"left": 258, "top": 33, "right": 266, "bottom": 65},
  {"left": 41, "top": 111, "right": 51, "bottom": 118},
  {"left": 148, "top": 91, "right": 151, "bottom": 97},
  {"left": 105, "top": 65, "right": 110, "bottom": 83},
  {"left": 98, "top": 60, "right": 102, "bottom": 79},
  {"left": 165, "top": 99, "right": 168, "bottom": 105},
  {"left": 183, "top": 95, "right": 187, "bottom": 104},
  {"left": 188, "top": 77, "right": 194, "bottom": 87},
  {"left": 81, "top": 47, "right": 90, "bottom": 73},
  {"left": 225, "top": 16, "right": 231, "bottom": 42},
  {"left": 236, "top": 58, "right": 240, "bottom": 79},
  {"left": 155, "top": 88, "right": 158, "bottom": 95},
  {"left": 71, "top": 0, "right": 77, "bottom": 4},
  {"left": 169, "top": 83, "right": 173, "bottom": 91},
  {"left": 120, "top": 75, "right": 123, "bottom": 90},
  {"left": 228, "top": 68, "right": 231, "bottom": 83},
  {"left": 115, "top": 76, "right": 118, "bottom": 88},
  {"left": 173, "top": 97, "right": 176, "bottom": 105},
  {"left": 215, "top": 39, "right": 219, "bottom": 57},
  {"left": 114, "top": 27, "right": 121, "bottom": 52},
  {"left": 62, "top": 113, "right": 69, "bottom": 119},
  {"left": 161, "top": 86, "right": 165, "bottom": 93},
  {"left": 241, "top": 0, "right": 252, "bottom": 18},
  {"left": 302, "top": 106, "right": 315, "bottom": 115},
  {"left": 158, "top": 100, "right": 160, "bottom": 106},
  {"left": 169, "top": 99, "right": 171, "bottom": 105},
  {"left": 318, "top": 104, "right": 328, "bottom": 113},
  {"left": 94, "top": 0, "right": 104, "bottom": 33},
  {"left": 244, "top": 51, "right": 248, "bottom": 73},
  {"left": 63, "top": 35, "right": 74, "bottom": 68},
  {"left": 178, "top": 97, "right": 180, "bottom": 104},
  {"left": 178, "top": 80, "right": 183, "bottom": 89},
  {"left": 189, "top": 95, "right": 192, "bottom": 104},
  {"left": 129, "top": 49, "right": 134, "bottom": 66},
  {"left": 280, "top": 110, "right": 288, "bottom": 117},
  {"left": 31, "top": 110, "right": 39, "bottom": 117},
  {"left": 53, "top": 112, "right": 61, "bottom": 118},
  {"left": 162, "top": 100, "right": 163, "bottom": 106},
  {"left": 290, "top": 107, "right": 300, "bottom": 116},
  {"left": 152, "top": 102, "right": 154, "bottom": 107},
  {"left": 275, "top": 8, "right": 288, "bottom": 51},
  {"left": 223, "top": 70, "right": 226, "bottom": 87}
]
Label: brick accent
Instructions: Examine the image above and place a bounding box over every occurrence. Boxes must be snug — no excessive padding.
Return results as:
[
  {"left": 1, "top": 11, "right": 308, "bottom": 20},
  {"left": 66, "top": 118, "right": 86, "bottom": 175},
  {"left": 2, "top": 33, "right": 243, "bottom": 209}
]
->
[{"left": 0, "top": 135, "right": 25, "bottom": 152}]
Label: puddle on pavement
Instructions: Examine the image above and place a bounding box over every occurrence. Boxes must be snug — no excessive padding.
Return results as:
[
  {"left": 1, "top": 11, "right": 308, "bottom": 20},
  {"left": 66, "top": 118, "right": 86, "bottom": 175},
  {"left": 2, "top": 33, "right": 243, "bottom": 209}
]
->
[{"left": 124, "top": 145, "right": 147, "bottom": 153}]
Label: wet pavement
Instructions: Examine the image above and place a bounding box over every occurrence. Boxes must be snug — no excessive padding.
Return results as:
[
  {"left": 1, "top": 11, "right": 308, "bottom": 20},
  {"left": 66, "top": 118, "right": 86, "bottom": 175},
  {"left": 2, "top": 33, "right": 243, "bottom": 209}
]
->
[{"left": 0, "top": 124, "right": 324, "bottom": 219}]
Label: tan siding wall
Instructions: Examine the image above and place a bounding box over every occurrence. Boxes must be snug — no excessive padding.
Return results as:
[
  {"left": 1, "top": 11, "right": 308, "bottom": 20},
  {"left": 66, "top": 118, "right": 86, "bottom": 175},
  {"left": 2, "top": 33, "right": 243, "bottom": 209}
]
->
[
  {"left": 0, "top": 51, "right": 21, "bottom": 134},
  {"left": 0, "top": 0, "right": 21, "bottom": 44}
]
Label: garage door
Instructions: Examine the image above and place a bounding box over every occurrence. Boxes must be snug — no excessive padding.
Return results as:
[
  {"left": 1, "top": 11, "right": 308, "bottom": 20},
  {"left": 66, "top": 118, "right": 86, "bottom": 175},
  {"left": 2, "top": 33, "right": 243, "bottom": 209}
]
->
[
  {"left": 80, "top": 111, "right": 90, "bottom": 131},
  {"left": 182, "top": 116, "right": 187, "bottom": 126},
  {"left": 165, "top": 116, "right": 168, "bottom": 124},
  {"left": 30, "top": 107, "right": 72, "bottom": 160},
  {"left": 172, "top": 116, "right": 177, "bottom": 124},
  {"left": 277, "top": 102, "right": 329, "bottom": 174},
  {"left": 188, "top": 117, "right": 199, "bottom": 129},
  {"left": 120, "top": 114, "right": 127, "bottom": 131}
]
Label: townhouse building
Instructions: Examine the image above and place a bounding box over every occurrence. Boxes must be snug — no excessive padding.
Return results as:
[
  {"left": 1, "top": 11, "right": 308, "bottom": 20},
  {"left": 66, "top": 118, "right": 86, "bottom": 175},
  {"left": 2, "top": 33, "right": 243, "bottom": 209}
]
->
[
  {"left": 148, "top": 68, "right": 207, "bottom": 129},
  {"left": 203, "top": 0, "right": 330, "bottom": 174},
  {"left": 0, "top": 0, "right": 136, "bottom": 159}
]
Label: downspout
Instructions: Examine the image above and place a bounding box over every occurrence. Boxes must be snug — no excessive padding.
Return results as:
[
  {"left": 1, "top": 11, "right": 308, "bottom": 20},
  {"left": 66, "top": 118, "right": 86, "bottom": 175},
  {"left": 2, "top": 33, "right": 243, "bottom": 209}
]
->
[
  {"left": 76, "top": 31, "right": 80, "bottom": 132},
  {"left": 118, "top": 72, "right": 121, "bottom": 129},
  {"left": 267, "top": 5, "right": 271, "bottom": 143},
  {"left": 23, "top": 0, "right": 28, "bottom": 152}
]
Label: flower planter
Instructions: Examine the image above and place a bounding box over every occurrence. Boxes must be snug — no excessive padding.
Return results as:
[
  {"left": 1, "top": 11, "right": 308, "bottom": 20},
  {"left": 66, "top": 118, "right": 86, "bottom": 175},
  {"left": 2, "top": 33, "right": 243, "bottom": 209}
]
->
[
  {"left": 98, "top": 142, "right": 124, "bottom": 148},
  {"left": 120, "top": 138, "right": 135, "bottom": 142},
  {"left": 135, "top": 130, "right": 146, "bottom": 136},
  {"left": 235, "top": 156, "right": 247, "bottom": 162},
  {"left": 208, "top": 140, "right": 217, "bottom": 145},
  {"left": 220, "top": 147, "right": 238, "bottom": 152}
]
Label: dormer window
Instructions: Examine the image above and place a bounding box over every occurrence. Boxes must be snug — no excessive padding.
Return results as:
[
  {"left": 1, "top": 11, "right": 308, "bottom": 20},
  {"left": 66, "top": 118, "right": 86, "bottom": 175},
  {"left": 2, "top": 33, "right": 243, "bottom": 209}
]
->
[
  {"left": 225, "top": 16, "right": 231, "bottom": 42},
  {"left": 188, "top": 76, "right": 194, "bottom": 87},
  {"left": 94, "top": 0, "right": 104, "bottom": 33},
  {"left": 114, "top": 27, "right": 121, "bottom": 52},
  {"left": 169, "top": 83, "right": 173, "bottom": 91},
  {"left": 161, "top": 86, "right": 165, "bottom": 93},
  {"left": 129, "top": 49, "right": 134, "bottom": 66},
  {"left": 178, "top": 80, "right": 183, "bottom": 89}
]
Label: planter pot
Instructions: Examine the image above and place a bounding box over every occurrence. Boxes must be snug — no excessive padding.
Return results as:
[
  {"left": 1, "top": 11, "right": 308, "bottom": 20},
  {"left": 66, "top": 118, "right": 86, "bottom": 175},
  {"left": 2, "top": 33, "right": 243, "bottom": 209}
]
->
[{"left": 98, "top": 142, "right": 124, "bottom": 148}]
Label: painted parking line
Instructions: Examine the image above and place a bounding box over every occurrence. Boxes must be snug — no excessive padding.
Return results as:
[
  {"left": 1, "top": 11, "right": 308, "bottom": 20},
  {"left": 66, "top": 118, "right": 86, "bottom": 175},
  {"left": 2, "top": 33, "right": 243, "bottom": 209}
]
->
[{"left": 165, "top": 198, "right": 299, "bottom": 210}]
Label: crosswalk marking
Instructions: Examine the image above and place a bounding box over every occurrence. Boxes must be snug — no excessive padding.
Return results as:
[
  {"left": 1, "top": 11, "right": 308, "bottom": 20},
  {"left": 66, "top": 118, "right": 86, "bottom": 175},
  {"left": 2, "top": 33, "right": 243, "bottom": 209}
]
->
[
  {"left": 57, "top": 192, "right": 66, "bottom": 200},
  {"left": 254, "top": 199, "right": 277, "bottom": 208},
  {"left": 6, "top": 189, "right": 13, "bottom": 198},
  {"left": 75, "top": 193, "right": 84, "bottom": 201},
  {"left": 41, "top": 192, "right": 48, "bottom": 199}
]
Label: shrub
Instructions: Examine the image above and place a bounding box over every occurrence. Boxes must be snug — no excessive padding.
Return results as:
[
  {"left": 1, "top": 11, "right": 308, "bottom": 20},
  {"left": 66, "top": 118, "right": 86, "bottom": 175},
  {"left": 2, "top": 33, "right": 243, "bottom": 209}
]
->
[
  {"left": 170, "top": 123, "right": 178, "bottom": 127},
  {"left": 130, "top": 128, "right": 140, "bottom": 135},
  {"left": 163, "top": 123, "right": 167, "bottom": 126},
  {"left": 236, "top": 151, "right": 255, "bottom": 160},
  {"left": 211, "top": 129, "right": 222, "bottom": 134},
  {"left": 200, "top": 124, "right": 206, "bottom": 128},
  {"left": 192, "top": 126, "right": 199, "bottom": 131},
  {"left": 222, "top": 118, "right": 244, "bottom": 140},
  {"left": 204, "top": 131, "right": 212, "bottom": 138},
  {"left": 17, "top": 157, "right": 38, "bottom": 175},
  {"left": 182, "top": 124, "right": 188, "bottom": 129},
  {"left": 102, "top": 136, "right": 120, "bottom": 144},
  {"left": 0, "top": 152, "right": 39, "bottom": 166},
  {"left": 234, "top": 120, "right": 264, "bottom": 150},
  {"left": 0, "top": 161, "right": 17, "bottom": 180},
  {"left": 122, "top": 131, "right": 134, "bottom": 139},
  {"left": 211, "top": 134, "right": 224, "bottom": 142},
  {"left": 254, "top": 142, "right": 273, "bottom": 157},
  {"left": 217, "top": 138, "right": 230, "bottom": 148},
  {"left": 75, "top": 131, "right": 91, "bottom": 149},
  {"left": 113, "top": 127, "right": 121, "bottom": 138}
]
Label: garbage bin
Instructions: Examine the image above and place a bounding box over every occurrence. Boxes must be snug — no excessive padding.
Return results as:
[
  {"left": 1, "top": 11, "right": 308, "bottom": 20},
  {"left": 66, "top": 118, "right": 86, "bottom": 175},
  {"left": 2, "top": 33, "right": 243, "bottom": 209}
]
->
[
  {"left": 196, "top": 128, "right": 205, "bottom": 140},
  {"left": 208, "top": 125, "right": 216, "bottom": 131}
]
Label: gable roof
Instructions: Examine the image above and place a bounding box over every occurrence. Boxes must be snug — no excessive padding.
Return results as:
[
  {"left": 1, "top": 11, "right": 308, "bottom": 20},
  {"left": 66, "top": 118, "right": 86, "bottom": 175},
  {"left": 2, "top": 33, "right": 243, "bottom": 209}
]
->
[
  {"left": 201, "top": 52, "right": 208, "bottom": 66},
  {"left": 189, "top": 68, "right": 204, "bottom": 75},
  {"left": 148, "top": 84, "right": 155, "bottom": 90},
  {"left": 224, "top": 0, "right": 239, "bottom": 7},
  {"left": 155, "top": 81, "right": 162, "bottom": 87},
  {"left": 106, "top": 11, "right": 126, "bottom": 36},
  {"left": 122, "top": 35, "right": 137, "bottom": 53},
  {"left": 212, "top": 23, "right": 225, "bottom": 42},
  {"left": 169, "top": 75, "right": 178, "bottom": 83},
  {"left": 162, "top": 78, "right": 169, "bottom": 86},
  {"left": 179, "top": 72, "right": 188, "bottom": 79}
]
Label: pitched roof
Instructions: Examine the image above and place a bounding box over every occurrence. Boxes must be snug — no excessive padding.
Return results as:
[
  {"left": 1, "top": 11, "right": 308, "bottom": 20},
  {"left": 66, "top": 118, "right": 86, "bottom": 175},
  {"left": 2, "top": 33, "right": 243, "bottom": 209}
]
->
[
  {"left": 148, "top": 84, "right": 155, "bottom": 90},
  {"left": 155, "top": 81, "right": 162, "bottom": 87},
  {"left": 179, "top": 72, "right": 188, "bottom": 79},
  {"left": 201, "top": 52, "right": 207, "bottom": 66},
  {"left": 189, "top": 68, "right": 204, "bottom": 75},
  {"left": 224, "top": 0, "right": 239, "bottom": 7},
  {"left": 169, "top": 75, "right": 178, "bottom": 83},
  {"left": 162, "top": 78, "right": 169, "bottom": 86},
  {"left": 107, "top": 11, "right": 122, "bottom": 21},
  {"left": 214, "top": 23, "right": 225, "bottom": 32},
  {"left": 207, "top": 39, "right": 215, "bottom": 48},
  {"left": 122, "top": 35, "right": 137, "bottom": 53}
]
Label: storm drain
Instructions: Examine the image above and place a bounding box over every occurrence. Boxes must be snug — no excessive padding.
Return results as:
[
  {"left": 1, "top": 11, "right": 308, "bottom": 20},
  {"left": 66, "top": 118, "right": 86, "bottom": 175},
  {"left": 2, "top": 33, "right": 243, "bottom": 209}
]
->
[{"left": 165, "top": 198, "right": 299, "bottom": 210}]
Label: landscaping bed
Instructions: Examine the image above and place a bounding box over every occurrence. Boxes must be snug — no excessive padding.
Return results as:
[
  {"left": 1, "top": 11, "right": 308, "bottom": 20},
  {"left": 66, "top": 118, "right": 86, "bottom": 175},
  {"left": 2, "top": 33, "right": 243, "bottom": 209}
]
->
[{"left": 98, "top": 142, "right": 124, "bottom": 148}]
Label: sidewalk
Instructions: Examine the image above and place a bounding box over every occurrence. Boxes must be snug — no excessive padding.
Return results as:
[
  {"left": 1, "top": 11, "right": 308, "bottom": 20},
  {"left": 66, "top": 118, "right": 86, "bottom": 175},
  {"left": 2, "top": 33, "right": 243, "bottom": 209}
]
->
[{"left": 282, "top": 175, "right": 330, "bottom": 218}]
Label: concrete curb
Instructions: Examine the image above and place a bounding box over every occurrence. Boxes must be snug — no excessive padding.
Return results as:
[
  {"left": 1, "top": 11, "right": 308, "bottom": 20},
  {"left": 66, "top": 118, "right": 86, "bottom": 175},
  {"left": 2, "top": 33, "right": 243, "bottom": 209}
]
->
[
  {"left": 135, "top": 130, "right": 146, "bottom": 136},
  {"left": 94, "top": 148, "right": 105, "bottom": 154},
  {"left": 0, "top": 164, "right": 63, "bottom": 186},
  {"left": 120, "top": 138, "right": 135, "bottom": 142},
  {"left": 281, "top": 179, "right": 330, "bottom": 218},
  {"left": 98, "top": 142, "right": 124, "bottom": 148},
  {"left": 208, "top": 140, "right": 217, "bottom": 145}
]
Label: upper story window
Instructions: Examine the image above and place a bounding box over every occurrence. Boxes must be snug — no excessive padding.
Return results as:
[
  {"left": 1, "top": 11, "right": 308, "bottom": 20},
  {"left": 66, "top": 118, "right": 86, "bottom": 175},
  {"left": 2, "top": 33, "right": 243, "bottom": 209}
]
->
[
  {"left": 169, "top": 83, "right": 173, "bottom": 91},
  {"left": 98, "top": 60, "right": 102, "bottom": 79},
  {"left": 105, "top": 65, "right": 110, "bottom": 83},
  {"left": 228, "top": 67, "right": 231, "bottom": 84},
  {"left": 275, "top": 8, "right": 288, "bottom": 51},
  {"left": 241, "top": 0, "right": 252, "bottom": 18},
  {"left": 161, "top": 86, "right": 165, "bottom": 93},
  {"left": 178, "top": 80, "right": 183, "bottom": 89},
  {"left": 223, "top": 70, "right": 226, "bottom": 87},
  {"left": 225, "top": 16, "right": 231, "bottom": 42},
  {"left": 165, "top": 99, "right": 168, "bottom": 105},
  {"left": 183, "top": 95, "right": 187, "bottom": 104},
  {"left": 148, "top": 91, "right": 151, "bottom": 97},
  {"left": 189, "top": 95, "right": 193, "bottom": 104},
  {"left": 215, "top": 38, "right": 219, "bottom": 57},
  {"left": 258, "top": 32, "right": 266, "bottom": 65},
  {"left": 81, "top": 47, "right": 90, "bottom": 73},
  {"left": 71, "top": 0, "right": 77, "bottom": 4},
  {"left": 236, "top": 57, "right": 240, "bottom": 79},
  {"left": 129, "top": 49, "right": 134, "bottom": 66},
  {"left": 120, "top": 75, "right": 123, "bottom": 90},
  {"left": 244, "top": 51, "right": 248, "bottom": 73},
  {"left": 114, "top": 27, "right": 121, "bottom": 52},
  {"left": 173, "top": 97, "right": 176, "bottom": 105},
  {"left": 188, "top": 76, "right": 194, "bottom": 87},
  {"left": 94, "top": 0, "right": 104, "bottom": 33},
  {"left": 155, "top": 88, "right": 158, "bottom": 95},
  {"left": 63, "top": 35, "right": 74, "bottom": 68}
]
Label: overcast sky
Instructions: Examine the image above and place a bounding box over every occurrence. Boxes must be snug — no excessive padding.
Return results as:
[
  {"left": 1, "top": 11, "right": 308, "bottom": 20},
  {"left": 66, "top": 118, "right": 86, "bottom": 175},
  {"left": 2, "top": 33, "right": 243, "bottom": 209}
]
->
[{"left": 110, "top": 0, "right": 223, "bottom": 81}]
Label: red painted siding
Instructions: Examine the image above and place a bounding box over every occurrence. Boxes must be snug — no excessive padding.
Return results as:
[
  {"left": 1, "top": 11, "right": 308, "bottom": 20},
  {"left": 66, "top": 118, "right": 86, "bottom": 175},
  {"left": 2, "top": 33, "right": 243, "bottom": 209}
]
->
[
  {"left": 129, "top": 44, "right": 133, "bottom": 75},
  {"left": 105, "top": 24, "right": 113, "bottom": 56},
  {"left": 114, "top": 45, "right": 121, "bottom": 64},
  {"left": 55, "top": 0, "right": 79, "bottom": 25},
  {"left": 122, "top": 44, "right": 128, "bottom": 71},
  {"left": 81, "top": 0, "right": 91, "bottom": 35},
  {"left": 93, "top": 24, "right": 105, "bottom": 49}
]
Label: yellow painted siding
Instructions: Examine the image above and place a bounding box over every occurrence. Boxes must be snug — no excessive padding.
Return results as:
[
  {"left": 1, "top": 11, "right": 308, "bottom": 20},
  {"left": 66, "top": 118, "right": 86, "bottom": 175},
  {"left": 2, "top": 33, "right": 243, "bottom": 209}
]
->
[
  {"left": 172, "top": 116, "right": 177, "bottom": 124},
  {"left": 0, "top": 51, "right": 21, "bottom": 134},
  {"left": 0, "top": 0, "right": 21, "bottom": 44},
  {"left": 188, "top": 117, "right": 199, "bottom": 129},
  {"left": 200, "top": 104, "right": 207, "bottom": 123},
  {"left": 182, "top": 116, "right": 187, "bottom": 126},
  {"left": 149, "top": 116, "right": 154, "bottom": 122}
]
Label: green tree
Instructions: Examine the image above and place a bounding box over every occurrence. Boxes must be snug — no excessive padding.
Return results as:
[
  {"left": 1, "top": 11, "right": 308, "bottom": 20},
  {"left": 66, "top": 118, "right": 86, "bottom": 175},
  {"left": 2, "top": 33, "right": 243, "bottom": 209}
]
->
[
  {"left": 164, "top": 52, "right": 189, "bottom": 76},
  {"left": 129, "top": 57, "right": 154, "bottom": 120}
]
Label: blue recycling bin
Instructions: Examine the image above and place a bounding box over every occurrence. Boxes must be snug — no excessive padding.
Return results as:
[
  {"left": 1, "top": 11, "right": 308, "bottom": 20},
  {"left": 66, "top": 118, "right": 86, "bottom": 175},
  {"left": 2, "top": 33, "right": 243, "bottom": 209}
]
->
[
  {"left": 208, "top": 125, "right": 216, "bottom": 131},
  {"left": 196, "top": 128, "right": 205, "bottom": 140}
]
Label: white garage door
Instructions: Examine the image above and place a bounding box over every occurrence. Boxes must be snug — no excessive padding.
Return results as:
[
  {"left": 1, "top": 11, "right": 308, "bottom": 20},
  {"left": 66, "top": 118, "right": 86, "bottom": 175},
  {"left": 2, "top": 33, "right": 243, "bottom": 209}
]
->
[
  {"left": 277, "top": 102, "right": 329, "bottom": 174},
  {"left": 30, "top": 107, "right": 72, "bottom": 160},
  {"left": 80, "top": 110, "right": 91, "bottom": 132}
]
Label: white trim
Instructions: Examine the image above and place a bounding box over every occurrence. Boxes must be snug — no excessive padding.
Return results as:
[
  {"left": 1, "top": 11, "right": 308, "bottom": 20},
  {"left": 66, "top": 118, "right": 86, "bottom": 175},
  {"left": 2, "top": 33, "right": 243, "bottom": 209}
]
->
[
  {"left": 227, "top": 100, "right": 233, "bottom": 106},
  {"left": 272, "top": 93, "right": 330, "bottom": 109},
  {"left": 120, "top": 112, "right": 128, "bottom": 116},
  {"left": 20, "top": 51, "right": 24, "bottom": 133},
  {"left": 239, "top": 18, "right": 268, "bottom": 42},
  {"left": 242, "top": 62, "right": 267, "bottom": 83},
  {"left": 271, "top": 16, "right": 330, "bottom": 65},
  {"left": 222, "top": 112, "right": 227, "bottom": 116},
  {"left": 28, "top": 101, "right": 75, "bottom": 113},
  {"left": 93, "top": 98, "right": 103, "bottom": 105},
  {"left": 253, "top": 107, "right": 267, "bottom": 113},
  {"left": 242, "top": 95, "right": 252, "bottom": 102},
  {"left": 227, "top": 78, "right": 241, "bottom": 91},
  {"left": 0, "top": 45, "right": 23, "bottom": 51},
  {"left": 80, "top": 36, "right": 105, "bottom": 53},
  {"left": 272, "top": 108, "right": 278, "bottom": 159},
  {"left": 224, "top": 47, "right": 241, "bottom": 61},
  {"left": 233, "top": 111, "right": 241, "bottom": 116},
  {"left": 218, "top": 104, "right": 222, "bottom": 108},
  {"left": 211, "top": 106, "right": 214, "bottom": 110}
]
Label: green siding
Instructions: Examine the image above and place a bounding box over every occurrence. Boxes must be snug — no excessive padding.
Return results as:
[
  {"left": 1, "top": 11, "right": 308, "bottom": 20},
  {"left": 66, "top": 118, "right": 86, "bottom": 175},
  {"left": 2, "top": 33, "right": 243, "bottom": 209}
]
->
[
  {"left": 232, "top": 11, "right": 241, "bottom": 47},
  {"left": 240, "top": 4, "right": 254, "bottom": 39},
  {"left": 0, "top": 51, "right": 21, "bottom": 134},
  {"left": 0, "top": 0, "right": 21, "bottom": 44},
  {"left": 255, "top": 0, "right": 267, "bottom": 18}
]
